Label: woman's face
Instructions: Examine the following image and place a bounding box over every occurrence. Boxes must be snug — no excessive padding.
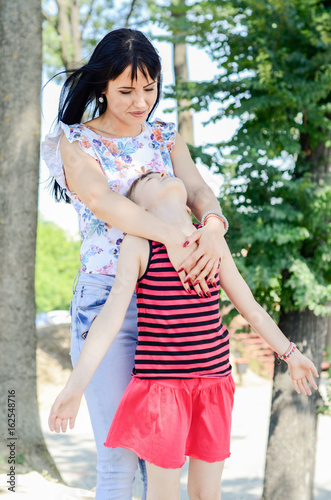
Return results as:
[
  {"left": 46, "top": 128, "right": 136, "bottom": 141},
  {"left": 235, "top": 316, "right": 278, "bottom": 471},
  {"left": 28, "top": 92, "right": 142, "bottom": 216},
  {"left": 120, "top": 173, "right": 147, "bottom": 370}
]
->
[{"left": 102, "top": 66, "right": 158, "bottom": 126}]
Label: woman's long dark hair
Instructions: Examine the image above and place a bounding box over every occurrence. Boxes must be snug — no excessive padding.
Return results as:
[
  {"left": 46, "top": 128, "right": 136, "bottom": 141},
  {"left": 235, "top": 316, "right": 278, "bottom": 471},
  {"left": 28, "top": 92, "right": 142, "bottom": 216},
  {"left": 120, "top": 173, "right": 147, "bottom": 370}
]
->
[{"left": 51, "top": 28, "right": 162, "bottom": 202}]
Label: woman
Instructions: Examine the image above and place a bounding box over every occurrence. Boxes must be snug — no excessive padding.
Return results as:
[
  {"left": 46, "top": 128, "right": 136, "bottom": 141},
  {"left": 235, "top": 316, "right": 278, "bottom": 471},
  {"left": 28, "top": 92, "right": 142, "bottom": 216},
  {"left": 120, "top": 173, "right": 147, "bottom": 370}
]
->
[{"left": 41, "top": 28, "right": 228, "bottom": 500}]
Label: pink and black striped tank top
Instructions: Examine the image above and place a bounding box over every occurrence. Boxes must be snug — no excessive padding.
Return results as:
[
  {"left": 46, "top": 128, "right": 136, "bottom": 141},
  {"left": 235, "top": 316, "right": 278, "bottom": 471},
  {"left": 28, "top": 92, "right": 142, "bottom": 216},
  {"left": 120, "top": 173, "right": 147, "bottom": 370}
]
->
[{"left": 133, "top": 240, "right": 231, "bottom": 379}]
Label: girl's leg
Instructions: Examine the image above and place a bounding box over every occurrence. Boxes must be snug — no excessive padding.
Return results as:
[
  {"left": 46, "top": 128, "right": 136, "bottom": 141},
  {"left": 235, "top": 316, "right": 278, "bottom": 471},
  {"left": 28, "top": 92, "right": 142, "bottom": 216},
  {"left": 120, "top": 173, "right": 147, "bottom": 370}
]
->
[
  {"left": 187, "top": 458, "right": 224, "bottom": 500},
  {"left": 145, "top": 462, "right": 181, "bottom": 500},
  {"left": 70, "top": 273, "right": 147, "bottom": 500}
]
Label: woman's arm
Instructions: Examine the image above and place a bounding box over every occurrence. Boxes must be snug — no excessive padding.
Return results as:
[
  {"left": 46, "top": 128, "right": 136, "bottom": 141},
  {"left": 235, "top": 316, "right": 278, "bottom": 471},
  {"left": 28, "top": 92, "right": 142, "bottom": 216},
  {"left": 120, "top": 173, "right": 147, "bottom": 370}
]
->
[
  {"left": 60, "top": 136, "right": 195, "bottom": 290},
  {"left": 170, "top": 132, "right": 227, "bottom": 287},
  {"left": 218, "top": 241, "right": 319, "bottom": 395},
  {"left": 61, "top": 136, "right": 181, "bottom": 246},
  {"left": 48, "top": 235, "right": 147, "bottom": 433}
]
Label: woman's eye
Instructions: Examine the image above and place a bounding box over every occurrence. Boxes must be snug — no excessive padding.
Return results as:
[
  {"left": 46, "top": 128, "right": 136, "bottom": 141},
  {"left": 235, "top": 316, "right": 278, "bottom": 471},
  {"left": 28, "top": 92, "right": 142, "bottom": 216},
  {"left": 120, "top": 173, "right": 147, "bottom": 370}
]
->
[
  {"left": 145, "top": 88, "right": 155, "bottom": 92},
  {"left": 120, "top": 91, "right": 131, "bottom": 95}
]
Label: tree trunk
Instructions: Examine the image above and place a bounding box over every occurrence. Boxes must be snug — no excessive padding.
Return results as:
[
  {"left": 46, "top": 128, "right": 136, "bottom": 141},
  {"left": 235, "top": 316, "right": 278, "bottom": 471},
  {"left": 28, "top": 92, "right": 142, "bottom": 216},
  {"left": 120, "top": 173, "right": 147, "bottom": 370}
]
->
[
  {"left": 70, "top": 0, "right": 82, "bottom": 68},
  {"left": 0, "top": 0, "right": 61, "bottom": 481},
  {"left": 172, "top": 0, "right": 194, "bottom": 145},
  {"left": 262, "top": 309, "right": 327, "bottom": 500},
  {"left": 173, "top": 41, "right": 194, "bottom": 145},
  {"left": 55, "top": 0, "right": 82, "bottom": 71}
]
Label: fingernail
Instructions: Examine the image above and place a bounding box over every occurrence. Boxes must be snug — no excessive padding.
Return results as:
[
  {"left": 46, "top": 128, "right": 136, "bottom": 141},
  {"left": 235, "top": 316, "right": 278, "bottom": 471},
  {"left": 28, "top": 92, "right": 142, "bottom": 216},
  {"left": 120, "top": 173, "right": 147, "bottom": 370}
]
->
[
  {"left": 183, "top": 241, "right": 189, "bottom": 247},
  {"left": 184, "top": 278, "right": 191, "bottom": 284},
  {"left": 207, "top": 280, "right": 212, "bottom": 285},
  {"left": 193, "top": 280, "right": 199, "bottom": 286},
  {"left": 186, "top": 288, "right": 192, "bottom": 294},
  {"left": 199, "top": 292, "right": 204, "bottom": 298},
  {"left": 206, "top": 291, "right": 211, "bottom": 298},
  {"left": 178, "top": 267, "right": 184, "bottom": 272}
]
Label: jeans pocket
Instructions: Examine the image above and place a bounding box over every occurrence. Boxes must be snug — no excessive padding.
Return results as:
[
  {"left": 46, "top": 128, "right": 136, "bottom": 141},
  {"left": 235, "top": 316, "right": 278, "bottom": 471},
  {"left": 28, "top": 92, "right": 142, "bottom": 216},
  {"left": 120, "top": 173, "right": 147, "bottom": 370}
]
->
[
  {"left": 70, "top": 276, "right": 113, "bottom": 362},
  {"left": 76, "top": 304, "right": 104, "bottom": 341}
]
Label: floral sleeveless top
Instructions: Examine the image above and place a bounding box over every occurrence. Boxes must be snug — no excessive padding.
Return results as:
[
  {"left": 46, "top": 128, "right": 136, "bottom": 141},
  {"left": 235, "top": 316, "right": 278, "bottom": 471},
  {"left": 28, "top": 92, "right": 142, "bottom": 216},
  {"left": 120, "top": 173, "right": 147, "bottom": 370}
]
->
[{"left": 41, "top": 119, "right": 176, "bottom": 275}]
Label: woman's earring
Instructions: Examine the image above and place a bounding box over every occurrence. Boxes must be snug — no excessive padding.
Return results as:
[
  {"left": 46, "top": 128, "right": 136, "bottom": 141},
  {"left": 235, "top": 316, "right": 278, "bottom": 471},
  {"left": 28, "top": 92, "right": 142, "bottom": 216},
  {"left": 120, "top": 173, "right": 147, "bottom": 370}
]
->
[{"left": 98, "top": 96, "right": 104, "bottom": 103}]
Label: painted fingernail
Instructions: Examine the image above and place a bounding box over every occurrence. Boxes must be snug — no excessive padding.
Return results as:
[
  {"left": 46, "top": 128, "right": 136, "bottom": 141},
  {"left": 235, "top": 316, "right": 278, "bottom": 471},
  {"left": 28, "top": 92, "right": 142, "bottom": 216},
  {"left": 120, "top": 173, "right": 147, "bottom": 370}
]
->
[
  {"left": 186, "top": 288, "right": 192, "bottom": 294},
  {"left": 184, "top": 277, "right": 192, "bottom": 284},
  {"left": 183, "top": 241, "right": 189, "bottom": 247},
  {"left": 206, "top": 291, "right": 212, "bottom": 298},
  {"left": 199, "top": 292, "right": 204, "bottom": 298},
  {"left": 193, "top": 280, "right": 200, "bottom": 286},
  {"left": 207, "top": 280, "right": 212, "bottom": 285},
  {"left": 178, "top": 267, "right": 184, "bottom": 272}
]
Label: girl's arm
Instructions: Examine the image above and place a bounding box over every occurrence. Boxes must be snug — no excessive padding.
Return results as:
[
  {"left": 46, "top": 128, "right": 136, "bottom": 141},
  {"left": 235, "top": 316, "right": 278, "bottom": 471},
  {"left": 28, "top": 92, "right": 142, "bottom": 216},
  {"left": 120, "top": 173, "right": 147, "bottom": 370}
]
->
[
  {"left": 48, "top": 236, "right": 148, "bottom": 433},
  {"left": 218, "top": 242, "right": 319, "bottom": 395},
  {"left": 170, "top": 132, "right": 227, "bottom": 287}
]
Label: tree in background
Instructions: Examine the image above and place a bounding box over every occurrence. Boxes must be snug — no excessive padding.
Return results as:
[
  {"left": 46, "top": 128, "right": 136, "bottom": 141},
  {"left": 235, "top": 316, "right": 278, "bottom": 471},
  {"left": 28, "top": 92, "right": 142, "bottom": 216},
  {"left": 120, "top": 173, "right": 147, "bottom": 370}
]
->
[
  {"left": 0, "top": 0, "right": 60, "bottom": 479},
  {"left": 42, "top": 0, "right": 145, "bottom": 75},
  {"left": 152, "top": 0, "right": 194, "bottom": 144},
  {"left": 167, "top": 1, "right": 330, "bottom": 498},
  {"left": 35, "top": 220, "right": 81, "bottom": 313}
]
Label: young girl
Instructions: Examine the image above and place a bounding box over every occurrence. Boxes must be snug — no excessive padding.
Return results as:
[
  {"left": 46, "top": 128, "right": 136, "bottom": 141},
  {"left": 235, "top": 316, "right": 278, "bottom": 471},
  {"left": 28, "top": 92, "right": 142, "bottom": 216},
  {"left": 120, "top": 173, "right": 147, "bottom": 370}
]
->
[{"left": 49, "top": 171, "right": 318, "bottom": 500}]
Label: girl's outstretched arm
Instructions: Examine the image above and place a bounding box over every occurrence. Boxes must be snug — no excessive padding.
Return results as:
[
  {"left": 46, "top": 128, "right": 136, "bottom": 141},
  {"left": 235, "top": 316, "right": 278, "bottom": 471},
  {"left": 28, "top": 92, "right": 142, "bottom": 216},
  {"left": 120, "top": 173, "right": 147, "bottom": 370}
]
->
[
  {"left": 218, "top": 242, "right": 319, "bottom": 395},
  {"left": 48, "top": 236, "right": 148, "bottom": 433}
]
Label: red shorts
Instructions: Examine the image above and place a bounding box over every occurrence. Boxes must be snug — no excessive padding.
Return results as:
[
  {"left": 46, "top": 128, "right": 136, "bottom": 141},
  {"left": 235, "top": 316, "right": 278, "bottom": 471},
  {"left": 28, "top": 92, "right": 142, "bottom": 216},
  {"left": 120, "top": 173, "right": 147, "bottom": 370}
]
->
[{"left": 104, "top": 374, "right": 235, "bottom": 469}]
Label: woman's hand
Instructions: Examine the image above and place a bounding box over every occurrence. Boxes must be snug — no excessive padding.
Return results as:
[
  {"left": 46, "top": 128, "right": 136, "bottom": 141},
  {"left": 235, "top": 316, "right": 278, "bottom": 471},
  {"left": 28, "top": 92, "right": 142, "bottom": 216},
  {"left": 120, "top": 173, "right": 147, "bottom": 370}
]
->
[
  {"left": 177, "top": 218, "right": 227, "bottom": 294},
  {"left": 48, "top": 387, "right": 83, "bottom": 433},
  {"left": 165, "top": 234, "right": 201, "bottom": 294},
  {"left": 286, "top": 349, "right": 319, "bottom": 396}
]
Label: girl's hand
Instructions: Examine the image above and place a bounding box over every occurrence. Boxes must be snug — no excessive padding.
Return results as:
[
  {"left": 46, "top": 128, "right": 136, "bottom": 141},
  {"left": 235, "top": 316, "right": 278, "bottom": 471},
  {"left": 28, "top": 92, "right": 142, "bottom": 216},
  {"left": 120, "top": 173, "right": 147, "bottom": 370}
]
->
[
  {"left": 48, "top": 387, "right": 83, "bottom": 433},
  {"left": 178, "top": 218, "right": 227, "bottom": 294},
  {"left": 285, "top": 349, "right": 319, "bottom": 396}
]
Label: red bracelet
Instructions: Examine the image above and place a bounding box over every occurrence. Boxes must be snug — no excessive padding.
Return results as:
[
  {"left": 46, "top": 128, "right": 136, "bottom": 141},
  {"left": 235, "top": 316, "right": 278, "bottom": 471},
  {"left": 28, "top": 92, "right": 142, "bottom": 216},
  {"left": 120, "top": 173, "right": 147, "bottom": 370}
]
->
[
  {"left": 275, "top": 342, "right": 296, "bottom": 364},
  {"left": 204, "top": 214, "right": 226, "bottom": 230}
]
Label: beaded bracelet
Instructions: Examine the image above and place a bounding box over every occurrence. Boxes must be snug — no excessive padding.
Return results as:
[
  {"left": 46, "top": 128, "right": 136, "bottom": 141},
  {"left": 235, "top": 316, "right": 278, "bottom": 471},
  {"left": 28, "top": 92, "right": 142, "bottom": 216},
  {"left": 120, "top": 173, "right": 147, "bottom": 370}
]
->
[
  {"left": 275, "top": 342, "right": 296, "bottom": 364},
  {"left": 201, "top": 210, "right": 229, "bottom": 235}
]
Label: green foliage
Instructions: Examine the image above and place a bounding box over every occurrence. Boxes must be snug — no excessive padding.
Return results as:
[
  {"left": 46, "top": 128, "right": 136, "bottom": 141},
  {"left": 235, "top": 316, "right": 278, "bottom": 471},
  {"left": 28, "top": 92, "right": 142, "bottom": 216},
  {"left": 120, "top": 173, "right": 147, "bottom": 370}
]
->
[
  {"left": 35, "top": 218, "right": 80, "bottom": 312},
  {"left": 42, "top": 0, "right": 115, "bottom": 77},
  {"left": 157, "top": 0, "right": 331, "bottom": 318},
  {"left": 42, "top": 0, "right": 150, "bottom": 77}
]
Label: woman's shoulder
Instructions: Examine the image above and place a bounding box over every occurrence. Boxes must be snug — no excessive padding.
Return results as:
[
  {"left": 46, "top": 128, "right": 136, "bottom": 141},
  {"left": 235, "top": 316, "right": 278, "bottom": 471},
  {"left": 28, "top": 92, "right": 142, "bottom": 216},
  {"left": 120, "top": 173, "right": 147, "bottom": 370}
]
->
[
  {"left": 42, "top": 121, "right": 86, "bottom": 146},
  {"left": 41, "top": 121, "right": 97, "bottom": 188},
  {"left": 147, "top": 118, "right": 177, "bottom": 152},
  {"left": 148, "top": 118, "right": 176, "bottom": 132},
  {"left": 60, "top": 122, "right": 91, "bottom": 142}
]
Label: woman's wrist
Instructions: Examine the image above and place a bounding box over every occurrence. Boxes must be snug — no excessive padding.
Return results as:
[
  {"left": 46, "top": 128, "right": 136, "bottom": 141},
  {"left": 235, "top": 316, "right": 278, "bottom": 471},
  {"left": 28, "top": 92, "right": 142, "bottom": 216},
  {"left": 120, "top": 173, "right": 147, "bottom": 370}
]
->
[
  {"left": 203, "top": 214, "right": 226, "bottom": 236},
  {"left": 158, "top": 222, "right": 186, "bottom": 248},
  {"left": 201, "top": 210, "right": 229, "bottom": 234}
]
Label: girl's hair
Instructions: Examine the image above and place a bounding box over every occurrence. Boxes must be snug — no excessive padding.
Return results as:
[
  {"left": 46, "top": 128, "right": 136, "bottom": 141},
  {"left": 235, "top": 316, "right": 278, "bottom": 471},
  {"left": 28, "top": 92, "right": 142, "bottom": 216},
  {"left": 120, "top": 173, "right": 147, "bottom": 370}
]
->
[
  {"left": 52, "top": 28, "right": 162, "bottom": 202},
  {"left": 126, "top": 170, "right": 154, "bottom": 201}
]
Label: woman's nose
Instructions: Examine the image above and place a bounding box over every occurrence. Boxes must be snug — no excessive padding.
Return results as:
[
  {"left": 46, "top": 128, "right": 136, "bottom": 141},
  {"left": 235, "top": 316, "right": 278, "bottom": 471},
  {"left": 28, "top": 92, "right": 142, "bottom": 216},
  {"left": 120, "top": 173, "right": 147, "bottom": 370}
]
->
[
  {"left": 160, "top": 172, "right": 169, "bottom": 178},
  {"left": 134, "top": 93, "right": 147, "bottom": 108}
]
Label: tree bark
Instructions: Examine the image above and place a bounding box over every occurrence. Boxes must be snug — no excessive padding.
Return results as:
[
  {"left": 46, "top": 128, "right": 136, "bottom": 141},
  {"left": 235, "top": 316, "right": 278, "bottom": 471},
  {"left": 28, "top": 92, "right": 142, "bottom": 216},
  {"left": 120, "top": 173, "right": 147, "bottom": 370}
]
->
[
  {"left": 173, "top": 41, "right": 194, "bottom": 145},
  {"left": 0, "top": 0, "right": 61, "bottom": 480},
  {"left": 55, "top": 0, "right": 82, "bottom": 70},
  {"left": 71, "top": 0, "right": 82, "bottom": 67},
  {"left": 172, "top": 0, "right": 194, "bottom": 145},
  {"left": 262, "top": 310, "right": 327, "bottom": 500}
]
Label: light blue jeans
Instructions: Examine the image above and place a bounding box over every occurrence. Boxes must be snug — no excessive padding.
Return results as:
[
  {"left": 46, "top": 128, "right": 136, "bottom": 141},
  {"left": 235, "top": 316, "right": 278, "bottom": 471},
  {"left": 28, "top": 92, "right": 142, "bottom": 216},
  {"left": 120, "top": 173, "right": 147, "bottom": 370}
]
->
[{"left": 70, "top": 272, "right": 147, "bottom": 500}]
